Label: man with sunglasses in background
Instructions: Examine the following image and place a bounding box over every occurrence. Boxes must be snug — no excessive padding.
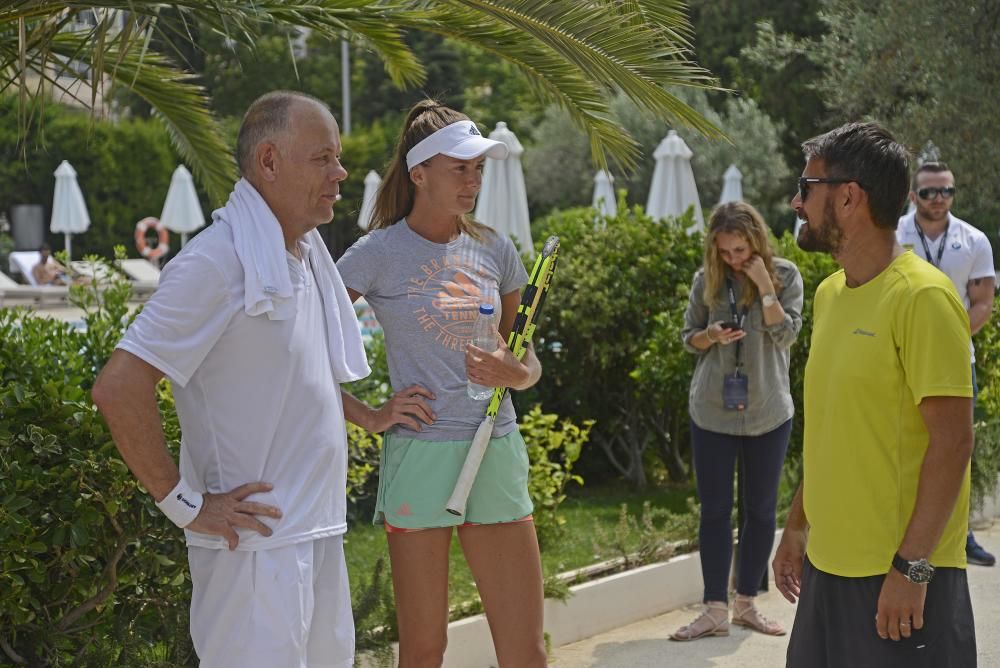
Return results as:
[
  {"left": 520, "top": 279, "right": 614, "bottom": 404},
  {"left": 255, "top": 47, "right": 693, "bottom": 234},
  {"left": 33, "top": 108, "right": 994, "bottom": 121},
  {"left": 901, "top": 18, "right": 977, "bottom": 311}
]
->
[
  {"left": 774, "top": 122, "right": 976, "bottom": 667},
  {"left": 896, "top": 162, "right": 996, "bottom": 569}
]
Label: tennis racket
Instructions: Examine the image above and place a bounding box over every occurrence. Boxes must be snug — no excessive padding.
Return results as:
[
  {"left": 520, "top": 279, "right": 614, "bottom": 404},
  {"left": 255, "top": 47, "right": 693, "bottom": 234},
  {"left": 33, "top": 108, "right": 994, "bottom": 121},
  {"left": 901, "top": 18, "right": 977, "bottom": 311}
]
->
[{"left": 445, "top": 235, "right": 561, "bottom": 516}]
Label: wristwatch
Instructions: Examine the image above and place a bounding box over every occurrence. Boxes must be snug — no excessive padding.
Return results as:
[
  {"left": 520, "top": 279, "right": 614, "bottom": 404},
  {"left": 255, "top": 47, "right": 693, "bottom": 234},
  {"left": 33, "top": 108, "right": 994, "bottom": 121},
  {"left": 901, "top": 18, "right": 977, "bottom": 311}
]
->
[
  {"left": 891, "top": 553, "right": 935, "bottom": 584},
  {"left": 761, "top": 292, "right": 778, "bottom": 308}
]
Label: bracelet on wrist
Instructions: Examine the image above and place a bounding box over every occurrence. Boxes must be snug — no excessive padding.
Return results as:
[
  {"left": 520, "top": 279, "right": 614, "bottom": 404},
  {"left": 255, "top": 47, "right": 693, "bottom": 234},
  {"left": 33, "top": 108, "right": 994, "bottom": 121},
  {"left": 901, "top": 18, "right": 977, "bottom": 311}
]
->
[
  {"left": 705, "top": 328, "right": 716, "bottom": 343},
  {"left": 156, "top": 477, "right": 204, "bottom": 528}
]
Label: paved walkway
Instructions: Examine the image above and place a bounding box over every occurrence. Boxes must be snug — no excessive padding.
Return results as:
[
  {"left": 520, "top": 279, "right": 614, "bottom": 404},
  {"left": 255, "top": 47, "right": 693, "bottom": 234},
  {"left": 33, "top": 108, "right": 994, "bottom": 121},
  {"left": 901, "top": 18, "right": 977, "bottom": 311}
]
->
[{"left": 551, "top": 523, "right": 1000, "bottom": 667}]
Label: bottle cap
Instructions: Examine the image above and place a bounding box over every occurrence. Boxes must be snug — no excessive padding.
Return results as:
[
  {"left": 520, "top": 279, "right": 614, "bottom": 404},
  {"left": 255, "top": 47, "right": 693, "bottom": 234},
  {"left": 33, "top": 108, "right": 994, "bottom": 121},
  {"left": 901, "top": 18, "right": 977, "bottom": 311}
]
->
[{"left": 478, "top": 304, "right": 495, "bottom": 315}]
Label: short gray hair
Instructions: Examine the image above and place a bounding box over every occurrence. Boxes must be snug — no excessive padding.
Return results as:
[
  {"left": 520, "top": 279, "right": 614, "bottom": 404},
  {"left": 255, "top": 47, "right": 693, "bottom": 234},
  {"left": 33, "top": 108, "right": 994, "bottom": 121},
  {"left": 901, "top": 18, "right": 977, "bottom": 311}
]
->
[{"left": 236, "top": 90, "right": 329, "bottom": 177}]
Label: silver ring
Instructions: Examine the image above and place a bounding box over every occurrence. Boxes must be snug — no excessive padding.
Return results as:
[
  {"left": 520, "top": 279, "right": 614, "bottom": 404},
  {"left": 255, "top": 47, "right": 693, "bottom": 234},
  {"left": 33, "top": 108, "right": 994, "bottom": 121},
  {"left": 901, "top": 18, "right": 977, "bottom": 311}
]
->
[{"left": 900, "top": 622, "right": 910, "bottom": 627}]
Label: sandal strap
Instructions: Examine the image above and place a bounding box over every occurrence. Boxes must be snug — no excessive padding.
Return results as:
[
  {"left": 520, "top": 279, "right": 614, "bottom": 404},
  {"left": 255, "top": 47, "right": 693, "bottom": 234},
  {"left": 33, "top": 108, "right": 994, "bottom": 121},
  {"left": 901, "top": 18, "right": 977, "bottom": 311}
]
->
[
  {"left": 734, "top": 602, "right": 781, "bottom": 632},
  {"left": 677, "top": 608, "right": 728, "bottom": 636}
]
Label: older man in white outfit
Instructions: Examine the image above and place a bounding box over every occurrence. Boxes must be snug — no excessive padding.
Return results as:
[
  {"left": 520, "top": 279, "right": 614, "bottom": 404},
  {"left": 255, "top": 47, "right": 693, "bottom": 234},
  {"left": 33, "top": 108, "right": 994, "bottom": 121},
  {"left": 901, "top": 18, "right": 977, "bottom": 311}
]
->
[{"left": 93, "top": 91, "right": 429, "bottom": 667}]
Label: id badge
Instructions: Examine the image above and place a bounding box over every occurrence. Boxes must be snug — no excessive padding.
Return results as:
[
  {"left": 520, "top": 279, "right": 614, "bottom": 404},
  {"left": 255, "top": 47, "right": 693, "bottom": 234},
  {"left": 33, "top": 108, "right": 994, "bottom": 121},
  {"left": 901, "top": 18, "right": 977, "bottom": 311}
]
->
[{"left": 723, "top": 371, "right": 749, "bottom": 411}]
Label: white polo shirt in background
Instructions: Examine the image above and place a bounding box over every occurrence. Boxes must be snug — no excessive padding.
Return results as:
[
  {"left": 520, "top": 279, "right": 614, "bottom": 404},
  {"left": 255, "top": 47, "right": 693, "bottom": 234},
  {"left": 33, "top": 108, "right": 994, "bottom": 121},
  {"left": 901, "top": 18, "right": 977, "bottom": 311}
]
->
[
  {"left": 897, "top": 212, "right": 996, "bottom": 363},
  {"left": 118, "top": 220, "right": 348, "bottom": 551},
  {"left": 897, "top": 212, "right": 995, "bottom": 308}
]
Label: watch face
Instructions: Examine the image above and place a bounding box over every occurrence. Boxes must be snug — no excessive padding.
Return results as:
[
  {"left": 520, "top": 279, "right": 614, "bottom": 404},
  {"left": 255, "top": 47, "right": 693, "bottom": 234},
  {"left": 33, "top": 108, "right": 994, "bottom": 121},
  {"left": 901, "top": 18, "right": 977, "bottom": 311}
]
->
[{"left": 908, "top": 560, "right": 935, "bottom": 583}]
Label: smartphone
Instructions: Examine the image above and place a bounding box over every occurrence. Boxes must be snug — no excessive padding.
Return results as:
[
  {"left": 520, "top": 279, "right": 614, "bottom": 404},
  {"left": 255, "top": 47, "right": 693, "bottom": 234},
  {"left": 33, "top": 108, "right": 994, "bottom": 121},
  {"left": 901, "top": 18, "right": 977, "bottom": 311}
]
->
[{"left": 719, "top": 321, "right": 743, "bottom": 331}]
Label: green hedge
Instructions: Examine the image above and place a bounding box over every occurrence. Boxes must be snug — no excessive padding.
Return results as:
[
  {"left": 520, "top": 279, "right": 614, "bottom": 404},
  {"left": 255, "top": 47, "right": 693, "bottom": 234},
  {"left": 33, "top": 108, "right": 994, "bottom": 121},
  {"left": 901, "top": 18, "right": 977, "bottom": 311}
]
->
[
  {"left": 0, "top": 97, "right": 181, "bottom": 261},
  {"left": 0, "top": 270, "right": 193, "bottom": 666},
  {"left": 528, "top": 203, "right": 705, "bottom": 488}
]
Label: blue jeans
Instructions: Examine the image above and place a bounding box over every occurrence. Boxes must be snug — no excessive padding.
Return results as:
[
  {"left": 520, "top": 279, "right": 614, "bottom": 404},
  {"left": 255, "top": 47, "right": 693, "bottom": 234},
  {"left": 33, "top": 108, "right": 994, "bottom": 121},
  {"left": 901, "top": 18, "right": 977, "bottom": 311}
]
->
[{"left": 691, "top": 419, "right": 791, "bottom": 603}]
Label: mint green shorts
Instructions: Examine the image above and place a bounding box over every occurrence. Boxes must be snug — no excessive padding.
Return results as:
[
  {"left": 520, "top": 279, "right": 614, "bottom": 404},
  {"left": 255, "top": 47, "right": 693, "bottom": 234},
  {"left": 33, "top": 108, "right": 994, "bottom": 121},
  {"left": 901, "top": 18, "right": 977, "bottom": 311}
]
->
[{"left": 374, "top": 429, "right": 534, "bottom": 529}]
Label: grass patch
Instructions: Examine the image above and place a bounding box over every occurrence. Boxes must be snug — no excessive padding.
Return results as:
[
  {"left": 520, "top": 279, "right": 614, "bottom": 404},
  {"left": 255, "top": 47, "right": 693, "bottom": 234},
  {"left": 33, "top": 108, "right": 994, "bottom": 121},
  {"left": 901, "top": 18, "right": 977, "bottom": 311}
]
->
[{"left": 344, "top": 481, "right": 697, "bottom": 616}]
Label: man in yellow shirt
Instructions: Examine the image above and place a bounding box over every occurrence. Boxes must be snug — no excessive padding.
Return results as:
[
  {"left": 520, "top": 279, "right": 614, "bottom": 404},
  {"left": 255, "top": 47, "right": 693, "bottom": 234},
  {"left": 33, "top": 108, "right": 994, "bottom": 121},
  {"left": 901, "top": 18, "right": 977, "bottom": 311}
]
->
[{"left": 773, "top": 122, "right": 976, "bottom": 667}]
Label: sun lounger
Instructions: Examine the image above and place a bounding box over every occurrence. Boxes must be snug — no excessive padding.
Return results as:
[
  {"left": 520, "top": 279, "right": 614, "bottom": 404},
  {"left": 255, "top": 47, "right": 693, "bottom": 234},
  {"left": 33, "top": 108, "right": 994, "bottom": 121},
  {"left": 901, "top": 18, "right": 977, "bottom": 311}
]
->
[
  {"left": 118, "top": 258, "right": 160, "bottom": 283},
  {"left": 0, "top": 270, "right": 68, "bottom": 307},
  {"left": 115, "top": 258, "right": 159, "bottom": 297},
  {"left": 10, "top": 251, "right": 98, "bottom": 286},
  {"left": 9, "top": 251, "right": 42, "bottom": 285},
  {"left": 69, "top": 259, "right": 115, "bottom": 283}
]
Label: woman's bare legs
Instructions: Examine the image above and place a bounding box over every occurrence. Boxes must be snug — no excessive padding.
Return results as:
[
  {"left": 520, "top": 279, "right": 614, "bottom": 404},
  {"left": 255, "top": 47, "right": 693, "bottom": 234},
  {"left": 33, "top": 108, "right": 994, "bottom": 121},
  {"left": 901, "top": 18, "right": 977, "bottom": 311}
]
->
[
  {"left": 387, "top": 527, "right": 453, "bottom": 668},
  {"left": 458, "top": 521, "right": 546, "bottom": 667}
]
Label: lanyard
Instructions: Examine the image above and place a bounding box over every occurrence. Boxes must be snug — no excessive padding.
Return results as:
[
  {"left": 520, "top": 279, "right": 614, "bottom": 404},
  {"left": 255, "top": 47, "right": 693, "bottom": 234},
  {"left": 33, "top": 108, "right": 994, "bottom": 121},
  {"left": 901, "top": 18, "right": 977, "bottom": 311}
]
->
[
  {"left": 726, "top": 278, "right": 746, "bottom": 371},
  {"left": 914, "top": 220, "right": 949, "bottom": 269}
]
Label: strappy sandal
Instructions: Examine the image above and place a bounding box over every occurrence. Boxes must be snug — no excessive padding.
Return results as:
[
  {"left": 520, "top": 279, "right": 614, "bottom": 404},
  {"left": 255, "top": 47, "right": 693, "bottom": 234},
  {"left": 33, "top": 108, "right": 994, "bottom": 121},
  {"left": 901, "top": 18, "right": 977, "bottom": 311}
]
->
[
  {"left": 732, "top": 596, "right": 785, "bottom": 636},
  {"left": 669, "top": 602, "right": 729, "bottom": 641}
]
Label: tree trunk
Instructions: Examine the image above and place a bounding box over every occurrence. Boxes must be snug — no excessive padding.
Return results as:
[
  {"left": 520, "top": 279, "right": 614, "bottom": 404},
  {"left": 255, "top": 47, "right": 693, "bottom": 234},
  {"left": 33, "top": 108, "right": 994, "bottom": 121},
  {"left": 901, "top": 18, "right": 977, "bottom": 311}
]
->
[{"left": 647, "top": 411, "right": 689, "bottom": 482}]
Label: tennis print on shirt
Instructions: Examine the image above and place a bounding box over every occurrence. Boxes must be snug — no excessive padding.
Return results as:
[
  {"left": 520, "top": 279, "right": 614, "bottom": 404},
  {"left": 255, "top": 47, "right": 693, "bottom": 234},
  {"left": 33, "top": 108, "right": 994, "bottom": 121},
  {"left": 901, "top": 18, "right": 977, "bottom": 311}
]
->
[{"left": 407, "top": 252, "right": 498, "bottom": 351}]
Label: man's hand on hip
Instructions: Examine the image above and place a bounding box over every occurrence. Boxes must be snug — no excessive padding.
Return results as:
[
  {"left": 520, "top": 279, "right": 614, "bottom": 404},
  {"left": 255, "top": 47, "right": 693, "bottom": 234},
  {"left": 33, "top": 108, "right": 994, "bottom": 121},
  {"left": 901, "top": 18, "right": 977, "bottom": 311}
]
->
[
  {"left": 186, "top": 482, "right": 283, "bottom": 550},
  {"left": 875, "top": 569, "right": 927, "bottom": 641}
]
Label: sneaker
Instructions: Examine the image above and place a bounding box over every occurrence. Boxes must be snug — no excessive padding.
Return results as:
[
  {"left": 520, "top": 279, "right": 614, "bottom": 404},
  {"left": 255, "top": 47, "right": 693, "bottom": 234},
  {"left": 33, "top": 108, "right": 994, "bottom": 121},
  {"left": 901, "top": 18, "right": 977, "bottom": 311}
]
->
[{"left": 967, "top": 532, "right": 996, "bottom": 566}]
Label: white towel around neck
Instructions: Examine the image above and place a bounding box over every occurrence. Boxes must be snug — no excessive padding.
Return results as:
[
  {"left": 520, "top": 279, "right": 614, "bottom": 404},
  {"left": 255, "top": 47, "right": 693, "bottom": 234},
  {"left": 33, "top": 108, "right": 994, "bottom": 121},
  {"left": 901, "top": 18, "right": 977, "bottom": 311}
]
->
[{"left": 212, "top": 178, "right": 370, "bottom": 383}]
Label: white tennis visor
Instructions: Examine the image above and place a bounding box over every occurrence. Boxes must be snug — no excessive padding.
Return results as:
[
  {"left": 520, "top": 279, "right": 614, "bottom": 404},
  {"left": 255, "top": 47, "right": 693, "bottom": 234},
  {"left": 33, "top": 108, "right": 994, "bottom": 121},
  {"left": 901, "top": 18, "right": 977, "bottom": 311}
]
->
[{"left": 405, "top": 120, "right": 509, "bottom": 171}]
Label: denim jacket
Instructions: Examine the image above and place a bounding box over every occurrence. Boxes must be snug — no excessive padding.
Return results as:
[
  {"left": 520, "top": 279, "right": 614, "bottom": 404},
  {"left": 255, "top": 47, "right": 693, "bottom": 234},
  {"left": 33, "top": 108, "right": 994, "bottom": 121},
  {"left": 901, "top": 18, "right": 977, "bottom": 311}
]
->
[{"left": 681, "top": 257, "right": 804, "bottom": 436}]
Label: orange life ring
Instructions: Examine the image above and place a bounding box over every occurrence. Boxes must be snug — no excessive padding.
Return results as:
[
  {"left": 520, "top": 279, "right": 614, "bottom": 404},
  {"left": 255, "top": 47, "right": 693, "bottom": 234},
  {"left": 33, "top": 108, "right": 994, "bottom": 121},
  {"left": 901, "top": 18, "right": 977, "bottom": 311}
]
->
[{"left": 135, "top": 217, "right": 170, "bottom": 260}]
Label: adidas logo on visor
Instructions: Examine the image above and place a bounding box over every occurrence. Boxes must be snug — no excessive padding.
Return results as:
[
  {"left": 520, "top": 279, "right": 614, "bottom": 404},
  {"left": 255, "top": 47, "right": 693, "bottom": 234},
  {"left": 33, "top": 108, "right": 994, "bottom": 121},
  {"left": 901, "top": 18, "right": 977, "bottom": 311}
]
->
[{"left": 469, "top": 125, "right": 481, "bottom": 136}]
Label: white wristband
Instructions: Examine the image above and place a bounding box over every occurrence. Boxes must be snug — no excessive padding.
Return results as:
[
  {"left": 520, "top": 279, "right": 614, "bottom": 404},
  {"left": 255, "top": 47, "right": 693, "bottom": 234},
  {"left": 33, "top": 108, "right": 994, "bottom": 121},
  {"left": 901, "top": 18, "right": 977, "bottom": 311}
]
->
[{"left": 156, "top": 478, "right": 204, "bottom": 528}]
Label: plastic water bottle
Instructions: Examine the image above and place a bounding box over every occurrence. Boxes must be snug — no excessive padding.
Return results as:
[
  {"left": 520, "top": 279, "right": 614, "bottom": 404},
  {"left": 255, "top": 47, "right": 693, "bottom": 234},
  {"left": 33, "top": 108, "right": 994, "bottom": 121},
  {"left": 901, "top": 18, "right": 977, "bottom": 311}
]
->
[{"left": 468, "top": 304, "right": 497, "bottom": 401}]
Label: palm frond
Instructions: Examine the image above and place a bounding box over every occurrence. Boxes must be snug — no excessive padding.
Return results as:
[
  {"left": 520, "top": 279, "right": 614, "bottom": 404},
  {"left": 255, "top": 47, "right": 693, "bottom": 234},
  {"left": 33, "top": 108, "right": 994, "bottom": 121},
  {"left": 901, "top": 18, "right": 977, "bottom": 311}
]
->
[
  {"left": 617, "top": 0, "right": 695, "bottom": 46},
  {"left": 1, "top": 1, "right": 427, "bottom": 203},
  {"left": 1, "top": 0, "right": 723, "bottom": 184},
  {"left": 1, "top": 1, "right": 425, "bottom": 87},
  {"left": 390, "top": 0, "right": 722, "bottom": 169},
  {"left": 7, "top": 28, "right": 237, "bottom": 204}
]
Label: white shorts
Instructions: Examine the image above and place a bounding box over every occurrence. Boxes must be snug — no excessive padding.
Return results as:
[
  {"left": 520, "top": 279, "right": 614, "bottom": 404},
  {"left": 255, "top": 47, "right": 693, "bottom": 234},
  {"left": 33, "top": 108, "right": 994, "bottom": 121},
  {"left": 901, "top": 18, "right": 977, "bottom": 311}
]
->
[{"left": 188, "top": 535, "right": 354, "bottom": 668}]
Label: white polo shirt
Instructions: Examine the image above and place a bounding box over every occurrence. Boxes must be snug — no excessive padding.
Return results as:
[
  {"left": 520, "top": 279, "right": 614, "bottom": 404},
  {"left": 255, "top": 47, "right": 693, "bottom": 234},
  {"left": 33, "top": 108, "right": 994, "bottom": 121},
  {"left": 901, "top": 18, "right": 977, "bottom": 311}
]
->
[
  {"left": 897, "top": 212, "right": 995, "bottom": 308},
  {"left": 118, "top": 221, "right": 349, "bottom": 551},
  {"left": 897, "top": 211, "right": 995, "bottom": 363}
]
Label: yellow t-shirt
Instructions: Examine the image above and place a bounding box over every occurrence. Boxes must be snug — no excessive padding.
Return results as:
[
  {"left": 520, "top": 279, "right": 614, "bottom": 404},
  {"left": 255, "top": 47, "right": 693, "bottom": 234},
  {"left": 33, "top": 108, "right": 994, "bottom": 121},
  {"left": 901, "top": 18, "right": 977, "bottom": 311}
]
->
[{"left": 803, "top": 251, "right": 973, "bottom": 577}]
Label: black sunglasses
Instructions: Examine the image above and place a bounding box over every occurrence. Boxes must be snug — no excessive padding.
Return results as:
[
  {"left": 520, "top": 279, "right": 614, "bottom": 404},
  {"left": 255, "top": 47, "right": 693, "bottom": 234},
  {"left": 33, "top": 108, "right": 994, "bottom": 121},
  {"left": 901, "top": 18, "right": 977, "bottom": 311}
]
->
[
  {"left": 797, "top": 177, "right": 868, "bottom": 202},
  {"left": 916, "top": 186, "right": 956, "bottom": 200}
]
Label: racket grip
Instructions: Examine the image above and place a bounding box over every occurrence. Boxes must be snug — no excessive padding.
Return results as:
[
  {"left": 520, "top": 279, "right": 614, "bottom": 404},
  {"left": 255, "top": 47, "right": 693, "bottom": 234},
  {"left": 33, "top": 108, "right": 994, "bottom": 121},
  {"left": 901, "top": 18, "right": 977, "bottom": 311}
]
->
[{"left": 445, "top": 417, "right": 495, "bottom": 516}]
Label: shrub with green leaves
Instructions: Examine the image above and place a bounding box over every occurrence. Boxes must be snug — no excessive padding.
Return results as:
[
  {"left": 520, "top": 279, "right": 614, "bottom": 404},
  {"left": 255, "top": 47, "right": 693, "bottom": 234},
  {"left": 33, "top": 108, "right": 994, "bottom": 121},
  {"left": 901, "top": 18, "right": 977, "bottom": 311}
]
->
[
  {"left": 342, "top": 333, "right": 392, "bottom": 521},
  {"left": 0, "top": 261, "right": 193, "bottom": 667},
  {"left": 530, "top": 204, "right": 704, "bottom": 488},
  {"left": 519, "top": 406, "right": 591, "bottom": 548},
  {"left": 971, "top": 301, "right": 1000, "bottom": 509}
]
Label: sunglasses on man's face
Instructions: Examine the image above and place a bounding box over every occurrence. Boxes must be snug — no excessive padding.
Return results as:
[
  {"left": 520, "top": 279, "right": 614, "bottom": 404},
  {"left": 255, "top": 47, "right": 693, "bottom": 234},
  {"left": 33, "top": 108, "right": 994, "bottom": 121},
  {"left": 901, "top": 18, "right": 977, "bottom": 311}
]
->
[
  {"left": 916, "top": 186, "right": 956, "bottom": 200},
  {"left": 797, "top": 177, "right": 867, "bottom": 203}
]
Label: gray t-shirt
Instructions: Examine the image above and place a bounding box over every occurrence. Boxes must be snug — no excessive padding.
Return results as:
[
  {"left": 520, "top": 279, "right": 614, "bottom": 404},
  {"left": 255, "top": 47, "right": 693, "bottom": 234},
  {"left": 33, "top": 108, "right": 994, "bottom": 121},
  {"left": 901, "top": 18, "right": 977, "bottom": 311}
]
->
[{"left": 337, "top": 220, "right": 528, "bottom": 441}]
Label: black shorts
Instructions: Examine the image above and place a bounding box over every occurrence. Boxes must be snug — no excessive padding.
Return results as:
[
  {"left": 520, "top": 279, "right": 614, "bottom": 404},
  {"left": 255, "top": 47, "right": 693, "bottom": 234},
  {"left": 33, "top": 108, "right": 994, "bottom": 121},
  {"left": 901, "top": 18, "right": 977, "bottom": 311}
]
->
[{"left": 786, "top": 557, "right": 976, "bottom": 668}]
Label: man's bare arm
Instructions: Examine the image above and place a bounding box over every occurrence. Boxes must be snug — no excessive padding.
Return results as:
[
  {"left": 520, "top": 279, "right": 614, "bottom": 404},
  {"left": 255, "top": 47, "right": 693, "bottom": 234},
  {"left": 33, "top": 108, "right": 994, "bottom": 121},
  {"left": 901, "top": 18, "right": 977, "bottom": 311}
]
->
[
  {"left": 92, "top": 350, "right": 181, "bottom": 500},
  {"left": 967, "top": 276, "right": 995, "bottom": 335},
  {"left": 875, "top": 394, "right": 973, "bottom": 640},
  {"left": 897, "top": 395, "right": 974, "bottom": 560},
  {"left": 93, "top": 350, "right": 281, "bottom": 549}
]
